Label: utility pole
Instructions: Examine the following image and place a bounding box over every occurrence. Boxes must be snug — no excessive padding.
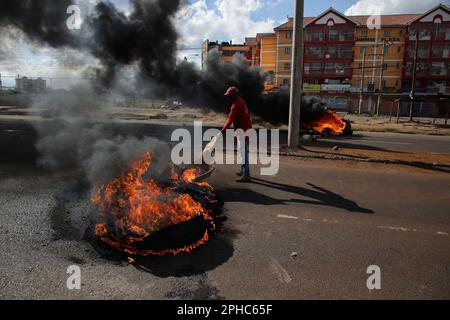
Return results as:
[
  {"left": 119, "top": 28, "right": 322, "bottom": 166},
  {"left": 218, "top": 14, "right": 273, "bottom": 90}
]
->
[
  {"left": 288, "top": 0, "right": 304, "bottom": 148},
  {"left": 409, "top": 32, "right": 419, "bottom": 121},
  {"left": 376, "top": 42, "right": 386, "bottom": 116},
  {"left": 358, "top": 47, "right": 367, "bottom": 115}
]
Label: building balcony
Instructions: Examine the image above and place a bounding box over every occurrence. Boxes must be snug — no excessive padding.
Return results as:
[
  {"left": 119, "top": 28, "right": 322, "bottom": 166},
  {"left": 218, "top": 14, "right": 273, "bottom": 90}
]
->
[{"left": 426, "top": 86, "right": 450, "bottom": 94}]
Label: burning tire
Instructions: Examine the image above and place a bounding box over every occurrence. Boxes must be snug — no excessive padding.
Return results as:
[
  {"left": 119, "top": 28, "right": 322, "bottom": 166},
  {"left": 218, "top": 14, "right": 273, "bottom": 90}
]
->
[
  {"left": 91, "top": 152, "right": 223, "bottom": 257},
  {"left": 342, "top": 119, "right": 353, "bottom": 136},
  {"left": 301, "top": 109, "right": 349, "bottom": 136}
]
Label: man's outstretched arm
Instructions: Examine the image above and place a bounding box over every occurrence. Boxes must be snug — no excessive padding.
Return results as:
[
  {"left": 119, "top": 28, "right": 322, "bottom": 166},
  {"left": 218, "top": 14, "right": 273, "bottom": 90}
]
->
[{"left": 222, "top": 105, "right": 238, "bottom": 132}]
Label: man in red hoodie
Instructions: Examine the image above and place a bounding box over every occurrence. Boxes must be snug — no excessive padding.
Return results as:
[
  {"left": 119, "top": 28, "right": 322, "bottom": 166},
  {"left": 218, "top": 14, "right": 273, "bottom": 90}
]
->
[{"left": 221, "top": 86, "right": 253, "bottom": 182}]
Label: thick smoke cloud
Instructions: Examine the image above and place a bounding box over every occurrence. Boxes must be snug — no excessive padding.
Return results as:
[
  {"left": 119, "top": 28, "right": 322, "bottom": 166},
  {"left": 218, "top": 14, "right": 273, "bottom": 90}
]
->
[
  {"left": 0, "top": 0, "right": 78, "bottom": 48},
  {"left": 0, "top": 0, "right": 328, "bottom": 186},
  {"left": 81, "top": 0, "right": 181, "bottom": 87},
  {"left": 32, "top": 86, "right": 172, "bottom": 186}
]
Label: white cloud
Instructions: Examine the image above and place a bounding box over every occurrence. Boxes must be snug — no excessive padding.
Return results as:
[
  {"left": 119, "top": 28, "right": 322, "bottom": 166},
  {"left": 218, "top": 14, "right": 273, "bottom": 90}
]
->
[
  {"left": 345, "top": 0, "right": 443, "bottom": 15},
  {"left": 175, "top": 0, "right": 276, "bottom": 48}
]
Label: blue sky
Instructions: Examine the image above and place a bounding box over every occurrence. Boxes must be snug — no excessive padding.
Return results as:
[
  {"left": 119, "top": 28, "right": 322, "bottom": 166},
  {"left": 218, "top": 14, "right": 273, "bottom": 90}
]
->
[{"left": 248, "top": 0, "right": 357, "bottom": 21}]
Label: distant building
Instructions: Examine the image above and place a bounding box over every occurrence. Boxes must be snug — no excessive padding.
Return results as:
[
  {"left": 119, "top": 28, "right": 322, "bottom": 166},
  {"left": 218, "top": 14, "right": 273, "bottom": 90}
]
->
[
  {"left": 15, "top": 76, "right": 47, "bottom": 94},
  {"left": 257, "top": 33, "right": 277, "bottom": 90},
  {"left": 201, "top": 39, "right": 255, "bottom": 70},
  {"left": 201, "top": 4, "right": 450, "bottom": 113},
  {"left": 403, "top": 5, "right": 450, "bottom": 95},
  {"left": 271, "top": 4, "right": 450, "bottom": 112}
]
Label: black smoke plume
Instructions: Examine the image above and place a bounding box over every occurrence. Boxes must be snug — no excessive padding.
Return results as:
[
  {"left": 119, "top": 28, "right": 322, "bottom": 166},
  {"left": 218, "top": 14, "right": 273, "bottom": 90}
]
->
[
  {"left": 0, "top": 0, "right": 78, "bottom": 48},
  {"left": 0, "top": 0, "right": 326, "bottom": 125}
]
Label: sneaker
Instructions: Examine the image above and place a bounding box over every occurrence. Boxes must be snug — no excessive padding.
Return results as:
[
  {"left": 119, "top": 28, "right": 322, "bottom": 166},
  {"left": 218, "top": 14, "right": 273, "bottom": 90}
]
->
[{"left": 236, "top": 175, "right": 251, "bottom": 183}]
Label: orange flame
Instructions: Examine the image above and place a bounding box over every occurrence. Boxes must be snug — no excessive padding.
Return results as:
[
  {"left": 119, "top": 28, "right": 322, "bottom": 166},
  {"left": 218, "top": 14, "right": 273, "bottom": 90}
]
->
[
  {"left": 307, "top": 110, "right": 347, "bottom": 135},
  {"left": 181, "top": 168, "right": 200, "bottom": 183},
  {"left": 92, "top": 152, "right": 214, "bottom": 256}
]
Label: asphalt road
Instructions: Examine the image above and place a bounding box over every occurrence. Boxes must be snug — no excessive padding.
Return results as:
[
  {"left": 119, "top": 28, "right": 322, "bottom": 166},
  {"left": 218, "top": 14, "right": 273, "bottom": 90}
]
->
[
  {"left": 2, "top": 118, "right": 450, "bottom": 157},
  {"left": 314, "top": 131, "right": 450, "bottom": 154},
  {"left": 1, "top": 156, "right": 449, "bottom": 299}
]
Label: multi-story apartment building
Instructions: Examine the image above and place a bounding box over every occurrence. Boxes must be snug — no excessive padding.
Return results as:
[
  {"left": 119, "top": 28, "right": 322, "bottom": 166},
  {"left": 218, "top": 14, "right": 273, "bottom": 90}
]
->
[
  {"left": 403, "top": 4, "right": 450, "bottom": 95},
  {"left": 201, "top": 39, "right": 254, "bottom": 69},
  {"left": 352, "top": 15, "right": 418, "bottom": 92},
  {"left": 301, "top": 9, "right": 356, "bottom": 110},
  {"left": 267, "top": 5, "right": 449, "bottom": 112},
  {"left": 273, "top": 17, "right": 314, "bottom": 88},
  {"left": 350, "top": 14, "right": 419, "bottom": 112},
  {"left": 273, "top": 17, "right": 295, "bottom": 88},
  {"left": 256, "top": 33, "right": 277, "bottom": 89},
  {"left": 202, "top": 4, "right": 450, "bottom": 113}
]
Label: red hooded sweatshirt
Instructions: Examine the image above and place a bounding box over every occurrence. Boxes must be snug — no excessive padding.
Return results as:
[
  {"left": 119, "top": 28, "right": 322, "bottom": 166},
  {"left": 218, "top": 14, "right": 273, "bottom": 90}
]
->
[{"left": 222, "top": 96, "right": 253, "bottom": 132}]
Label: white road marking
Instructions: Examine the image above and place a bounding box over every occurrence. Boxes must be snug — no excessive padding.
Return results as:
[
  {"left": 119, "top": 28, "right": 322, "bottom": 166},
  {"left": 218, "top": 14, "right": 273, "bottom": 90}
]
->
[
  {"left": 269, "top": 257, "right": 292, "bottom": 284},
  {"left": 276, "top": 215, "right": 445, "bottom": 239},
  {"left": 277, "top": 214, "right": 298, "bottom": 220},
  {"left": 322, "top": 219, "right": 339, "bottom": 224},
  {"left": 378, "top": 225, "right": 417, "bottom": 232}
]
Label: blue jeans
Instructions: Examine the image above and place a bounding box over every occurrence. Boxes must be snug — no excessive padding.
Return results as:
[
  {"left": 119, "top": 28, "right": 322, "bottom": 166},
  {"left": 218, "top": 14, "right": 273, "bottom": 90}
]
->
[{"left": 239, "top": 139, "right": 250, "bottom": 176}]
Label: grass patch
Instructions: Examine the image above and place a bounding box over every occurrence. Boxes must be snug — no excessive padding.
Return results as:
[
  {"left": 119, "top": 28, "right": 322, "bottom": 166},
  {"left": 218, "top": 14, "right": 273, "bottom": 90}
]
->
[{"left": 383, "top": 128, "right": 401, "bottom": 133}]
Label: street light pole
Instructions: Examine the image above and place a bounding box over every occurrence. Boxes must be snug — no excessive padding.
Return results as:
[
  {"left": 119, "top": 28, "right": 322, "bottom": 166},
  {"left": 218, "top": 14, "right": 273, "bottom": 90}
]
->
[
  {"left": 358, "top": 47, "right": 367, "bottom": 115},
  {"left": 288, "top": 0, "right": 304, "bottom": 148},
  {"left": 376, "top": 42, "right": 386, "bottom": 116},
  {"left": 409, "top": 32, "right": 419, "bottom": 122}
]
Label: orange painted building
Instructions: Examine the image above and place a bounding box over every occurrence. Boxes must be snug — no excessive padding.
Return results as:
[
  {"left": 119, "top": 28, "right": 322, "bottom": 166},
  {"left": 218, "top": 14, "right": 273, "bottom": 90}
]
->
[{"left": 257, "top": 33, "right": 277, "bottom": 89}]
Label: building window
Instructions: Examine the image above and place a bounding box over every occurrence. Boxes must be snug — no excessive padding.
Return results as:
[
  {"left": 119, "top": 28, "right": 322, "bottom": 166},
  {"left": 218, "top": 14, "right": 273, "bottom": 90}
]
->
[
  {"left": 361, "top": 29, "right": 368, "bottom": 38},
  {"left": 305, "top": 46, "right": 324, "bottom": 58},
  {"left": 283, "top": 79, "right": 290, "bottom": 86},
  {"left": 407, "top": 43, "right": 430, "bottom": 59},
  {"left": 397, "top": 46, "right": 401, "bottom": 53},
  {"left": 384, "top": 30, "right": 391, "bottom": 37},
  {"left": 327, "top": 45, "right": 353, "bottom": 59},
  {"left": 396, "top": 63, "right": 401, "bottom": 70},
  {"left": 382, "top": 63, "right": 388, "bottom": 71},
  {"left": 360, "top": 47, "right": 366, "bottom": 54},
  {"left": 431, "top": 62, "right": 449, "bottom": 76},
  {"left": 325, "top": 62, "right": 351, "bottom": 75},
  {"left": 285, "top": 47, "right": 291, "bottom": 54},
  {"left": 384, "top": 46, "right": 389, "bottom": 54},
  {"left": 359, "top": 62, "right": 363, "bottom": 70},
  {"left": 285, "top": 31, "right": 292, "bottom": 39},
  {"left": 304, "top": 79, "right": 319, "bottom": 84},
  {"left": 432, "top": 43, "right": 450, "bottom": 58},
  {"left": 304, "top": 62, "right": 322, "bottom": 74},
  {"left": 435, "top": 25, "right": 450, "bottom": 40},
  {"left": 284, "top": 63, "right": 291, "bottom": 70},
  {"left": 305, "top": 28, "right": 323, "bottom": 41},
  {"left": 328, "top": 27, "right": 339, "bottom": 41}
]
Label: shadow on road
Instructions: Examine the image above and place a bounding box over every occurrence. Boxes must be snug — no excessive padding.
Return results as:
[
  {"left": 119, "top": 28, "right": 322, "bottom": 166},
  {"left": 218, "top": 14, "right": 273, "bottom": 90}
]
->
[
  {"left": 90, "top": 231, "right": 236, "bottom": 278},
  {"left": 219, "top": 178, "right": 374, "bottom": 214},
  {"left": 133, "top": 235, "right": 235, "bottom": 278},
  {"left": 302, "top": 136, "right": 407, "bottom": 154}
]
